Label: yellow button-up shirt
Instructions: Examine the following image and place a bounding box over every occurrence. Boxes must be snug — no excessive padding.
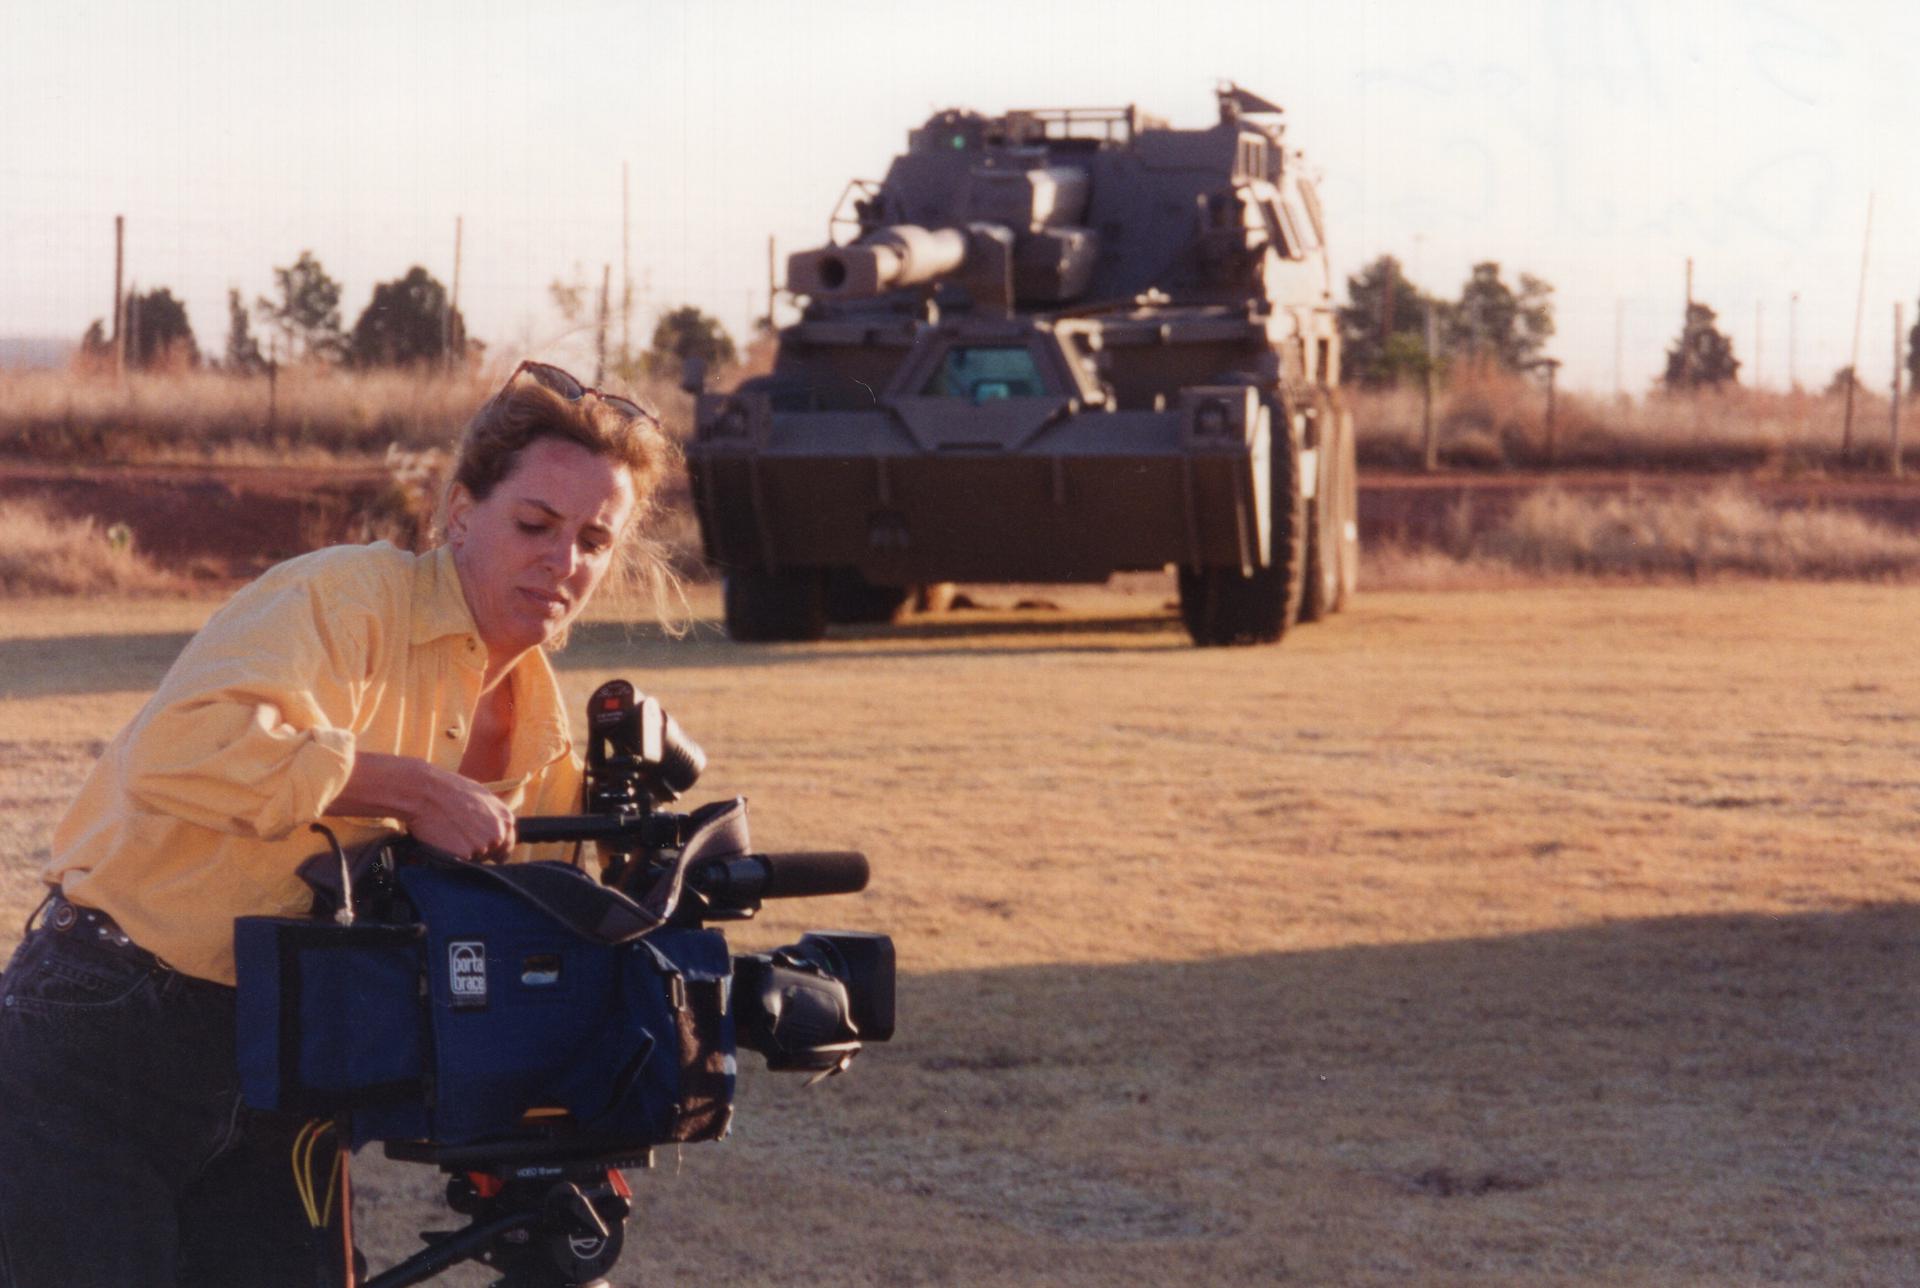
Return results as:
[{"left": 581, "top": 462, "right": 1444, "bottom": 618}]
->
[{"left": 47, "top": 542, "right": 583, "bottom": 985}]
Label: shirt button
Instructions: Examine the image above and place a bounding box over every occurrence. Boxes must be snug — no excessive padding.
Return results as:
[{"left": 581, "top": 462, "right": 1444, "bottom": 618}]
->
[{"left": 446, "top": 723, "right": 463, "bottom": 739}]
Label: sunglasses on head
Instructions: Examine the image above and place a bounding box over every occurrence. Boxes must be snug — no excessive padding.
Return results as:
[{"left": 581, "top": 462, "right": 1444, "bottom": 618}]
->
[{"left": 508, "top": 360, "right": 657, "bottom": 425}]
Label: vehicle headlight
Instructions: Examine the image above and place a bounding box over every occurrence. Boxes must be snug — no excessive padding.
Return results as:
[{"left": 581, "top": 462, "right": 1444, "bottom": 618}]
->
[
  {"left": 1194, "top": 398, "right": 1235, "bottom": 438},
  {"left": 705, "top": 405, "right": 751, "bottom": 440}
]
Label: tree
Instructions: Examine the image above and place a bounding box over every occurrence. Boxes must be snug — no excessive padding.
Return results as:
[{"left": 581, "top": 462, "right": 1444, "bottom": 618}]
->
[
  {"left": 1338, "top": 255, "right": 1442, "bottom": 387},
  {"left": 1907, "top": 294, "right": 1920, "bottom": 397},
  {"left": 549, "top": 269, "right": 591, "bottom": 330},
  {"left": 645, "top": 306, "right": 735, "bottom": 378},
  {"left": 347, "top": 266, "right": 466, "bottom": 368},
  {"left": 224, "top": 289, "right": 264, "bottom": 373},
  {"left": 123, "top": 287, "right": 199, "bottom": 369},
  {"left": 1663, "top": 301, "right": 1741, "bottom": 390},
  {"left": 1444, "top": 262, "right": 1554, "bottom": 371},
  {"left": 1826, "top": 365, "right": 1862, "bottom": 397},
  {"left": 257, "top": 250, "right": 345, "bottom": 363},
  {"left": 79, "top": 319, "right": 111, "bottom": 360}
]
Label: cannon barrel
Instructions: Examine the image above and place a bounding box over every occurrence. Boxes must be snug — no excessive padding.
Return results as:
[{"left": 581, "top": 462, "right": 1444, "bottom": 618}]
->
[{"left": 788, "top": 224, "right": 970, "bottom": 299}]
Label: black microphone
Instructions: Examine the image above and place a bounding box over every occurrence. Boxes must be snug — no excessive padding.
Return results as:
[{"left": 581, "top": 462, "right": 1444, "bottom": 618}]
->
[{"left": 688, "top": 851, "right": 869, "bottom": 907}]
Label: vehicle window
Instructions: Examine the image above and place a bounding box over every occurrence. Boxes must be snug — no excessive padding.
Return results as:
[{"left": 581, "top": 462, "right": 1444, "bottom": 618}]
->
[
  {"left": 1259, "top": 199, "right": 1292, "bottom": 257},
  {"left": 921, "top": 346, "right": 1048, "bottom": 403},
  {"left": 1295, "top": 180, "right": 1327, "bottom": 250}
]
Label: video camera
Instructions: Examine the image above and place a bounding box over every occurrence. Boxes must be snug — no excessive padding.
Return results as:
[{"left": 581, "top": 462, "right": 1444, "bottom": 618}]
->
[{"left": 234, "top": 680, "right": 895, "bottom": 1287}]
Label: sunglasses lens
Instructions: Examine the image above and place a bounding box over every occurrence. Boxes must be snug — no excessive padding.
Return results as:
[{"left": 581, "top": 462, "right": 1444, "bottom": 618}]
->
[
  {"left": 510, "top": 361, "right": 653, "bottom": 425},
  {"left": 518, "top": 361, "right": 585, "bottom": 400}
]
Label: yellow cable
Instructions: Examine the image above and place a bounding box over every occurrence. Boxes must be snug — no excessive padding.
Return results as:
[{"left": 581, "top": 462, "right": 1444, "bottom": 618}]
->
[
  {"left": 290, "top": 1119, "right": 337, "bottom": 1228},
  {"left": 290, "top": 1123, "right": 314, "bottom": 1226},
  {"left": 300, "top": 1122, "right": 322, "bottom": 1226},
  {"left": 321, "top": 1143, "right": 343, "bottom": 1227}
]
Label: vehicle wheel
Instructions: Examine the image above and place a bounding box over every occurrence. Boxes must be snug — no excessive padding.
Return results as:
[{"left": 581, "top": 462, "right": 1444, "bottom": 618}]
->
[
  {"left": 1298, "top": 391, "right": 1341, "bottom": 624},
  {"left": 723, "top": 568, "right": 827, "bottom": 642},
  {"left": 1330, "top": 398, "right": 1359, "bottom": 611},
  {"left": 913, "top": 582, "right": 958, "bottom": 614},
  {"left": 1177, "top": 395, "right": 1306, "bottom": 646},
  {"left": 824, "top": 567, "right": 913, "bottom": 625}
]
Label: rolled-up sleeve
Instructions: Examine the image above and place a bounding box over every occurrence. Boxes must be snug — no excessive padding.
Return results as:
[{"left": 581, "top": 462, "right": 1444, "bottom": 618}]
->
[
  {"left": 120, "top": 559, "right": 380, "bottom": 841},
  {"left": 126, "top": 700, "right": 358, "bottom": 840}
]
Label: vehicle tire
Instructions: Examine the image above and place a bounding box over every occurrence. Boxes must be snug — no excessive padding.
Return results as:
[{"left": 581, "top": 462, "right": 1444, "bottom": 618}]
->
[
  {"left": 723, "top": 568, "right": 827, "bottom": 642},
  {"left": 914, "top": 582, "right": 958, "bottom": 614},
  {"left": 1177, "top": 395, "right": 1306, "bottom": 646},
  {"left": 1330, "top": 398, "right": 1359, "bottom": 611},
  {"left": 823, "top": 567, "right": 913, "bottom": 625},
  {"left": 1298, "top": 391, "right": 1342, "bottom": 624}
]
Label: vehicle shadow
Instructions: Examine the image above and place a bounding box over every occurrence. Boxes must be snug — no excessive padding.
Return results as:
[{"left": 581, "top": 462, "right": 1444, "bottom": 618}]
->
[
  {"left": 556, "top": 609, "right": 1190, "bottom": 671},
  {"left": 0, "top": 612, "right": 1195, "bottom": 698},
  {"left": 343, "top": 902, "right": 1920, "bottom": 1285},
  {"left": 0, "top": 631, "right": 199, "bottom": 700}
]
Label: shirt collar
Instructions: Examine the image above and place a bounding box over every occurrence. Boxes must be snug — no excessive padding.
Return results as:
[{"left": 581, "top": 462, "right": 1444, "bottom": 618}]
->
[
  {"left": 414, "top": 544, "right": 575, "bottom": 774},
  {"left": 411, "top": 545, "right": 480, "bottom": 646}
]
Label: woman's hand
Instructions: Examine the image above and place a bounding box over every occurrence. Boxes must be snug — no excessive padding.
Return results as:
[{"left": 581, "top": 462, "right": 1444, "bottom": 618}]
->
[
  {"left": 406, "top": 766, "right": 517, "bottom": 860},
  {"left": 329, "top": 752, "right": 516, "bottom": 861}
]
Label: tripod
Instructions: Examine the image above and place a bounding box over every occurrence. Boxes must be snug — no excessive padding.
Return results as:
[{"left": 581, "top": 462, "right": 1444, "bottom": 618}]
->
[{"left": 363, "top": 1137, "right": 653, "bottom": 1288}]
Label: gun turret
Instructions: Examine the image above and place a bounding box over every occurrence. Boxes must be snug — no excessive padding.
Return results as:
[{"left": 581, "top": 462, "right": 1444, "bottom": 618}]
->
[
  {"left": 788, "top": 224, "right": 969, "bottom": 298},
  {"left": 787, "top": 160, "right": 1101, "bottom": 314}
]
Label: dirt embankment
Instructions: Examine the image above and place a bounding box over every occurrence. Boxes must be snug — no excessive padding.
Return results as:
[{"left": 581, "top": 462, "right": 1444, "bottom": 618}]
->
[
  {"left": 0, "top": 461, "right": 395, "bottom": 580},
  {"left": 6, "top": 461, "right": 1920, "bottom": 583}
]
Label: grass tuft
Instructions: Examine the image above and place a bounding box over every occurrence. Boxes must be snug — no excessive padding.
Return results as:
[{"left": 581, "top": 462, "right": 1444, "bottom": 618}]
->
[
  {"left": 1349, "top": 370, "right": 1918, "bottom": 474},
  {"left": 0, "top": 498, "right": 178, "bottom": 595},
  {"left": 1486, "top": 486, "right": 1920, "bottom": 579},
  {"left": 0, "top": 362, "right": 703, "bottom": 466}
]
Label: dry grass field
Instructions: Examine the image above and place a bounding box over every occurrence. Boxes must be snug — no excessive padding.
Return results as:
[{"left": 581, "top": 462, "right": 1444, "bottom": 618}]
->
[{"left": 4, "top": 580, "right": 1920, "bottom": 1285}]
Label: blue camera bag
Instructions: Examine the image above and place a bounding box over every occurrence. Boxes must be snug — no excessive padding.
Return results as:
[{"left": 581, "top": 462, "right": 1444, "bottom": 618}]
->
[{"left": 237, "top": 844, "right": 738, "bottom": 1150}]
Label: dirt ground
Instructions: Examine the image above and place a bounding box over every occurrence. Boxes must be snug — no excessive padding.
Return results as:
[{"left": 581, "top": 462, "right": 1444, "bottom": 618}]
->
[{"left": 4, "top": 579, "right": 1920, "bottom": 1285}]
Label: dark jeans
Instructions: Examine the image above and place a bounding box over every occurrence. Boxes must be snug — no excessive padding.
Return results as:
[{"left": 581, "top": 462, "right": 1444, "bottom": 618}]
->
[{"left": 0, "top": 922, "right": 346, "bottom": 1287}]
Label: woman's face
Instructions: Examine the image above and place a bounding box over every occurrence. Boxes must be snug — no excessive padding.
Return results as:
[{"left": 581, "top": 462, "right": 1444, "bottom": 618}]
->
[{"left": 446, "top": 436, "right": 637, "bottom": 665}]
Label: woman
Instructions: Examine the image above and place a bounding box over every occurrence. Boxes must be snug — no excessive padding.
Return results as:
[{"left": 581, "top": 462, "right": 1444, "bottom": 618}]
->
[{"left": 0, "top": 361, "right": 673, "bottom": 1287}]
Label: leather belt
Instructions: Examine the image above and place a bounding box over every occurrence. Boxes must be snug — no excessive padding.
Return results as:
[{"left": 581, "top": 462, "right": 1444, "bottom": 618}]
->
[{"left": 41, "top": 893, "right": 170, "bottom": 973}]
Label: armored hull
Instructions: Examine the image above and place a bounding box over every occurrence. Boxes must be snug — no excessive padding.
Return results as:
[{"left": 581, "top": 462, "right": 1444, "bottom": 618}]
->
[{"left": 686, "top": 85, "right": 1358, "bottom": 645}]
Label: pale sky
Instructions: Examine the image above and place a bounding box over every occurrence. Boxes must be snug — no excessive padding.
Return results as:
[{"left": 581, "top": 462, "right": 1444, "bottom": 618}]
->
[{"left": 4, "top": 0, "right": 1917, "bottom": 392}]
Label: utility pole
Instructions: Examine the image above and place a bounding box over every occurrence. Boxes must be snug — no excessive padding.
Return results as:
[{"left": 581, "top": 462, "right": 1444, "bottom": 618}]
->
[
  {"left": 1380, "top": 264, "right": 1395, "bottom": 360},
  {"left": 595, "top": 264, "right": 611, "bottom": 385},
  {"left": 1613, "top": 297, "right": 1623, "bottom": 401},
  {"left": 1788, "top": 292, "right": 1800, "bottom": 392},
  {"left": 1844, "top": 192, "right": 1875, "bottom": 457},
  {"left": 621, "top": 162, "right": 632, "bottom": 368},
  {"left": 112, "top": 215, "right": 125, "bottom": 376},
  {"left": 125, "top": 282, "right": 140, "bottom": 372},
  {"left": 767, "top": 235, "right": 777, "bottom": 333},
  {"left": 447, "top": 215, "right": 463, "bottom": 369},
  {"left": 1422, "top": 300, "right": 1438, "bottom": 471},
  {"left": 1894, "top": 302, "right": 1905, "bottom": 478}
]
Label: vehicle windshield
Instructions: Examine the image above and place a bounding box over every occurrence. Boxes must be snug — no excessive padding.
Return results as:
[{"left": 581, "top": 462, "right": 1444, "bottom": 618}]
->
[{"left": 921, "top": 345, "right": 1047, "bottom": 403}]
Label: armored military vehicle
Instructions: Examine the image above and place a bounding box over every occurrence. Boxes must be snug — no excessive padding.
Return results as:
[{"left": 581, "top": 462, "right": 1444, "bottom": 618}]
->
[{"left": 685, "top": 83, "right": 1357, "bottom": 646}]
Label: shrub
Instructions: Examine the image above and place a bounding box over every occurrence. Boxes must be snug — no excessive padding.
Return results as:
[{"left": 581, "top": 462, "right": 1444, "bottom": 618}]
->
[
  {"left": 0, "top": 499, "right": 176, "bottom": 595},
  {"left": 1478, "top": 486, "right": 1920, "bottom": 580}
]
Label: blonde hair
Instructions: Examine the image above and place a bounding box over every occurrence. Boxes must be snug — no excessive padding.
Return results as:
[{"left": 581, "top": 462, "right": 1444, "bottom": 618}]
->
[{"left": 441, "top": 370, "right": 686, "bottom": 640}]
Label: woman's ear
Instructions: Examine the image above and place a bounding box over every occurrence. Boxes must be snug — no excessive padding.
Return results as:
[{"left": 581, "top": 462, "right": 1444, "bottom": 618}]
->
[{"left": 444, "top": 483, "right": 474, "bottom": 548}]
